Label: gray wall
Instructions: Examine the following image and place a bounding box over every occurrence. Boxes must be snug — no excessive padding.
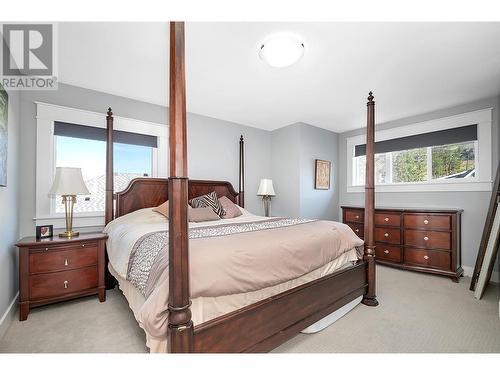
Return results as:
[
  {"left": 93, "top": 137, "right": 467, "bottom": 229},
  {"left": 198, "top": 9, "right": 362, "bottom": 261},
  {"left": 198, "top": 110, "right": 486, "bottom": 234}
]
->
[
  {"left": 270, "top": 123, "right": 301, "bottom": 217},
  {"left": 270, "top": 122, "right": 339, "bottom": 221},
  {"left": 18, "top": 83, "right": 272, "bottom": 237},
  {"left": 299, "top": 123, "right": 339, "bottom": 221},
  {"left": 0, "top": 90, "right": 20, "bottom": 337},
  {"left": 338, "top": 96, "right": 500, "bottom": 276}
]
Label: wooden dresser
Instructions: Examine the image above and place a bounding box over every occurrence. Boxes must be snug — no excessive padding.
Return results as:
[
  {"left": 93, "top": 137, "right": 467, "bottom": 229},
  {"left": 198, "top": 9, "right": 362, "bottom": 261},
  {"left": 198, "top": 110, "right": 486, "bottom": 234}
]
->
[
  {"left": 16, "top": 232, "right": 107, "bottom": 320},
  {"left": 342, "top": 206, "right": 463, "bottom": 282}
]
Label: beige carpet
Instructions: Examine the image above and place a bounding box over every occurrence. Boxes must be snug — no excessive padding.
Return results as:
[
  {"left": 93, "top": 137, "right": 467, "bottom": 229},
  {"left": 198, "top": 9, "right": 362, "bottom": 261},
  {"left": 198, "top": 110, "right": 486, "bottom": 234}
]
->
[{"left": 1, "top": 265, "right": 499, "bottom": 353}]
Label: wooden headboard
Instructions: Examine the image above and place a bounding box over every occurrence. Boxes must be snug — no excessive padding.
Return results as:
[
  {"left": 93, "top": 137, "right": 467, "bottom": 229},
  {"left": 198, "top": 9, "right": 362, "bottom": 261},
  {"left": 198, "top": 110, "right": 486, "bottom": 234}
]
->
[{"left": 115, "top": 178, "right": 240, "bottom": 218}]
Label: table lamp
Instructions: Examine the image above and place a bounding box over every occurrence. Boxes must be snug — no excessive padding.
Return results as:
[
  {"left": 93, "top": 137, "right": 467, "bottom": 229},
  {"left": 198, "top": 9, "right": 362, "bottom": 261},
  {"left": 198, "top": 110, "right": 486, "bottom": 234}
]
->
[
  {"left": 49, "top": 167, "right": 90, "bottom": 238},
  {"left": 257, "top": 178, "right": 276, "bottom": 217}
]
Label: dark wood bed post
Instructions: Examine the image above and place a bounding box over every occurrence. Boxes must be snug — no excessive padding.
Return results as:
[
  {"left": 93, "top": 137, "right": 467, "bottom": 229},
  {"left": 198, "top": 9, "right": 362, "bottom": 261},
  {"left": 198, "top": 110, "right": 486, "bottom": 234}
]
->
[
  {"left": 167, "top": 21, "right": 194, "bottom": 353},
  {"left": 104, "top": 108, "right": 117, "bottom": 289},
  {"left": 361, "top": 91, "right": 378, "bottom": 307},
  {"left": 105, "top": 108, "right": 114, "bottom": 225},
  {"left": 239, "top": 135, "right": 245, "bottom": 208}
]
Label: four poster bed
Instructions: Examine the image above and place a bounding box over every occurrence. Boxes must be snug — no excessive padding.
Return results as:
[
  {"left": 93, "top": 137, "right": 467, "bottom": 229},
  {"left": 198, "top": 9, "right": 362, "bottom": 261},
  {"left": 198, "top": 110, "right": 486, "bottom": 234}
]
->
[{"left": 102, "top": 22, "right": 378, "bottom": 353}]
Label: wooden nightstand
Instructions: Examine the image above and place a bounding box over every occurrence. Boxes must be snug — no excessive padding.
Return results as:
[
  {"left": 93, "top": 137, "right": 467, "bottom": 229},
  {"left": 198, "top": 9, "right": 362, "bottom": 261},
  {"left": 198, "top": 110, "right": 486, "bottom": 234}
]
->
[{"left": 16, "top": 232, "right": 108, "bottom": 321}]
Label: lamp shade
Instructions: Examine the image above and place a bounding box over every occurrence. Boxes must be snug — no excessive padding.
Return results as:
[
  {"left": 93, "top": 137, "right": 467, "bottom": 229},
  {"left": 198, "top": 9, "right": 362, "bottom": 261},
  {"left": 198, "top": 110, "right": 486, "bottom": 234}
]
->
[
  {"left": 257, "top": 179, "right": 276, "bottom": 196},
  {"left": 49, "top": 167, "right": 90, "bottom": 196}
]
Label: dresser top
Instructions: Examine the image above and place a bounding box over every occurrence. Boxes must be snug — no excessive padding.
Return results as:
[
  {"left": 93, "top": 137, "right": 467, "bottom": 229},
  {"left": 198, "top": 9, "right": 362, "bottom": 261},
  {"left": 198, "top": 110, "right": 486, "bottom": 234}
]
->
[
  {"left": 341, "top": 205, "right": 464, "bottom": 213},
  {"left": 16, "top": 232, "right": 108, "bottom": 247}
]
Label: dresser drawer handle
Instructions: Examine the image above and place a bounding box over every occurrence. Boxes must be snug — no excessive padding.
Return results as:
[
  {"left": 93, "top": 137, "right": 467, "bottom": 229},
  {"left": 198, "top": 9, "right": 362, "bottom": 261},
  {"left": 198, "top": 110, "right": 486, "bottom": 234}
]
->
[
  {"left": 82, "top": 244, "right": 85, "bottom": 247},
  {"left": 384, "top": 217, "right": 389, "bottom": 222},
  {"left": 45, "top": 248, "right": 49, "bottom": 251},
  {"left": 355, "top": 229, "right": 359, "bottom": 233},
  {"left": 384, "top": 250, "right": 389, "bottom": 254},
  {"left": 63, "top": 280, "right": 69, "bottom": 289},
  {"left": 355, "top": 215, "right": 360, "bottom": 219},
  {"left": 384, "top": 233, "right": 389, "bottom": 237},
  {"left": 424, "top": 219, "right": 429, "bottom": 225},
  {"left": 423, "top": 255, "right": 429, "bottom": 260},
  {"left": 64, "top": 259, "right": 69, "bottom": 266},
  {"left": 424, "top": 236, "right": 429, "bottom": 241}
]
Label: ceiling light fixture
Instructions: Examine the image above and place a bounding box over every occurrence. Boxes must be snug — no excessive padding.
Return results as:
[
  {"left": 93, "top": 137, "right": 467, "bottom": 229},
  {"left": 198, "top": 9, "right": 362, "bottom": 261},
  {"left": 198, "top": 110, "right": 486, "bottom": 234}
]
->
[{"left": 259, "top": 34, "right": 304, "bottom": 68}]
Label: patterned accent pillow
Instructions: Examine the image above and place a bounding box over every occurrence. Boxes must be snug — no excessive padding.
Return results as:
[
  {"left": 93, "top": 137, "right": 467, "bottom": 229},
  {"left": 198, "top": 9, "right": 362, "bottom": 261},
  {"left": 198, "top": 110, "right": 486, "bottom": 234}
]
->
[
  {"left": 218, "top": 196, "right": 242, "bottom": 219},
  {"left": 189, "top": 191, "right": 226, "bottom": 217}
]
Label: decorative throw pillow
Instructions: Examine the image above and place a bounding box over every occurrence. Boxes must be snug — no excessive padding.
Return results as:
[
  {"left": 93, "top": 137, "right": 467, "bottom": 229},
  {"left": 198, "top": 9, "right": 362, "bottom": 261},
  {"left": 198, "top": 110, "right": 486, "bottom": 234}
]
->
[
  {"left": 188, "top": 207, "right": 221, "bottom": 222},
  {"left": 189, "top": 191, "right": 226, "bottom": 217},
  {"left": 218, "top": 196, "right": 242, "bottom": 219},
  {"left": 152, "top": 201, "right": 169, "bottom": 218}
]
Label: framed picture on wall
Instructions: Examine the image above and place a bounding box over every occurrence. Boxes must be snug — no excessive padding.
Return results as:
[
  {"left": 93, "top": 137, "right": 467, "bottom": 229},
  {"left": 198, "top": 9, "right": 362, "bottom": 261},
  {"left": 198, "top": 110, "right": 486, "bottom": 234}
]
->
[{"left": 315, "top": 159, "right": 331, "bottom": 190}]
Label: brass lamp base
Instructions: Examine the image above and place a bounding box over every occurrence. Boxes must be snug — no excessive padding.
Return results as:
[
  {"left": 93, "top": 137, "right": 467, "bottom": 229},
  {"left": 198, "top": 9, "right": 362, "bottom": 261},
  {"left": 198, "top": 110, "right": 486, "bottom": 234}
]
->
[{"left": 59, "top": 230, "right": 79, "bottom": 238}]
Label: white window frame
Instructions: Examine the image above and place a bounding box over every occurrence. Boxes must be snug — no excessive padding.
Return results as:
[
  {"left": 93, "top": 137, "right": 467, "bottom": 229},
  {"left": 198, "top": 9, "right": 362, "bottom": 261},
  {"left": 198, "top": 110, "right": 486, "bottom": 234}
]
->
[
  {"left": 35, "top": 102, "right": 168, "bottom": 229},
  {"left": 346, "top": 108, "right": 493, "bottom": 193}
]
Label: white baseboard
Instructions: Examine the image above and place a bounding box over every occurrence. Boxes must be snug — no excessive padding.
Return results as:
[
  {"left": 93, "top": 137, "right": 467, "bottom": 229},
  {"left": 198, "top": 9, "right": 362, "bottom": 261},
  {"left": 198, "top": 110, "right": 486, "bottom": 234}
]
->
[
  {"left": 0, "top": 292, "right": 18, "bottom": 340},
  {"left": 463, "top": 266, "right": 500, "bottom": 284}
]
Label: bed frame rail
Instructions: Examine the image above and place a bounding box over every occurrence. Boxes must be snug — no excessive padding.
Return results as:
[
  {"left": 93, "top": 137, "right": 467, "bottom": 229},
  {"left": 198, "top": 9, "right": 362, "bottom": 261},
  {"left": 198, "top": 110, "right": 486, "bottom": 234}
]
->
[{"left": 193, "top": 262, "right": 367, "bottom": 353}]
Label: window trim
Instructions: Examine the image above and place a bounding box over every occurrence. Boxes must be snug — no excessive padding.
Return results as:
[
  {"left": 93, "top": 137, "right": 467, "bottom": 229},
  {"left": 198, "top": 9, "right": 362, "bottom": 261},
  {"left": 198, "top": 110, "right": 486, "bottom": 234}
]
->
[
  {"left": 346, "top": 108, "right": 493, "bottom": 193},
  {"left": 35, "top": 102, "right": 168, "bottom": 229}
]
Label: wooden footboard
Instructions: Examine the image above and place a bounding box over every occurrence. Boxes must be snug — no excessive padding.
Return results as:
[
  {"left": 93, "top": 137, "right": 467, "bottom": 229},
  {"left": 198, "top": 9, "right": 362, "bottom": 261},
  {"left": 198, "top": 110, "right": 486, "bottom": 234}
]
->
[{"left": 192, "top": 261, "right": 367, "bottom": 353}]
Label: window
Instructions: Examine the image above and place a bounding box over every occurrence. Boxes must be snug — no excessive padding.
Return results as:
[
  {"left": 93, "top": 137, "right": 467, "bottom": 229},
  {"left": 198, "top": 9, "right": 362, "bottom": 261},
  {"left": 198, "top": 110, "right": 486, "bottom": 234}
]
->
[
  {"left": 353, "top": 141, "right": 475, "bottom": 186},
  {"left": 346, "top": 108, "right": 492, "bottom": 193},
  {"left": 35, "top": 102, "right": 167, "bottom": 230},
  {"left": 54, "top": 135, "right": 154, "bottom": 213}
]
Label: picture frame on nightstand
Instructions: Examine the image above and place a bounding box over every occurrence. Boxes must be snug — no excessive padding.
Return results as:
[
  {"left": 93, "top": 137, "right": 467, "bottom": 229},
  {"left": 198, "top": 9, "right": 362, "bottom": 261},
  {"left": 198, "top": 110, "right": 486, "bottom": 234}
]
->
[{"left": 36, "top": 224, "right": 53, "bottom": 239}]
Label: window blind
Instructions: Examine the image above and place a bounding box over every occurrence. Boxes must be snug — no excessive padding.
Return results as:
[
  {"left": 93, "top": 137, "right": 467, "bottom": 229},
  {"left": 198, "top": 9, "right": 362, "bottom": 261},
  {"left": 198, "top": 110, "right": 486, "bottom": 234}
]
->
[
  {"left": 54, "top": 121, "right": 158, "bottom": 148},
  {"left": 354, "top": 124, "right": 477, "bottom": 157}
]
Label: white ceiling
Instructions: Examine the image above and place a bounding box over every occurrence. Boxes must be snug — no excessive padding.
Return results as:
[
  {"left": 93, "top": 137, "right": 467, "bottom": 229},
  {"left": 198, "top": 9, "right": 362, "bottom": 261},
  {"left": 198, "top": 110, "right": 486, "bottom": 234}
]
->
[{"left": 58, "top": 22, "right": 500, "bottom": 132}]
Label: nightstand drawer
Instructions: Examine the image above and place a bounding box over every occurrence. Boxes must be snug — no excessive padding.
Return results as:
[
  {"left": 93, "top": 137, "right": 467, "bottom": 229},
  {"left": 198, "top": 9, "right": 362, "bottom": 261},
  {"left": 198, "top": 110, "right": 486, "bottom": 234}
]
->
[
  {"left": 405, "top": 229, "right": 451, "bottom": 250},
  {"left": 404, "top": 248, "right": 450, "bottom": 270},
  {"left": 30, "top": 266, "right": 98, "bottom": 300},
  {"left": 30, "top": 246, "right": 98, "bottom": 274},
  {"left": 375, "top": 227, "right": 401, "bottom": 245}
]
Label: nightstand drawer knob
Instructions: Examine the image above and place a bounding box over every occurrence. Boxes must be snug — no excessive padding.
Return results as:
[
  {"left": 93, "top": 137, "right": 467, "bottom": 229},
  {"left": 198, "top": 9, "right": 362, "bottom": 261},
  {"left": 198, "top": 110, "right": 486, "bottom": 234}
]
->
[
  {"left": 384, "top": 217, "right": 389, "bottom": 222},
  {"left": 424, "top": 219, "right": 429, "bottom": 225},
  {"left": 45, "top": 248, "right": 49, "bottom": 251},
  {"left": 355, "top": 215, "right": 360, "bottom": 219},
  {"left": 384, "top": 233, "right": 389, "bottom": 237},
  {"left": 355, "top": 229, "right": 359, "bottom": 233},
  {"left": 63, "top": 280, "right": 69, "bottom": 289},
  {"left": 82, "top": 244, "right": 85, "bottom": 247},
  {"left": 384, "top": 250, "right": 389, "bottom": 254},
  {"left": 424, "top": 236, "right": 429, "bottom": 241},
  {"left": 64, "top": 259, "right": 69, "bottom": 266},
  {"left": 423, "top": 255, "right": 429, "bottom": 260}
]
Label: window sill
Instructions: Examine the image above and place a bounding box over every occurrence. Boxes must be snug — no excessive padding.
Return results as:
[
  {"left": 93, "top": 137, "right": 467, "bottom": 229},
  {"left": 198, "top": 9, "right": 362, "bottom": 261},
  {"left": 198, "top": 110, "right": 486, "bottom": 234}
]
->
[
  {"left": 34, "top": 214, "right": 105, "bottom": 230},
  {"left": 347, "top": 181, "right": 492, "bottom": 193}
]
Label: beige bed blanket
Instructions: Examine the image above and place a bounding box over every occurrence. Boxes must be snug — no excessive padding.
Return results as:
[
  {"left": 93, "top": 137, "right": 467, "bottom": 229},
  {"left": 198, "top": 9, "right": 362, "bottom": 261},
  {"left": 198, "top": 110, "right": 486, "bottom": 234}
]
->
[{"left": 105, "top": 208, "right": 363, "bottom": 338}]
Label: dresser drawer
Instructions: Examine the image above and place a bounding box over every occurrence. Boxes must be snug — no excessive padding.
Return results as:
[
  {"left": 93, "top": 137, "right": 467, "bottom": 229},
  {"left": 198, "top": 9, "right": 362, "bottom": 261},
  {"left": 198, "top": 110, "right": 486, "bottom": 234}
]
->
[
  {"left": 405, "top": 230, "right": 451, "bottom": 250},
  {"left": 346, "top": 222, "right": 364, "bottom": 239},
  {"left": 375, "top": 227, "right": 401, "bottom": 245},
  {"left": 30, "top": 266, "right": 98, "bottom": 300},
  {"left": 30, "top": 246, "right": 98, "bottom": 274},
  {"left": 375, "top": 212, "right": 401, "bottom": 227},
  {"left": 344, "top": 209, "right": 364, "bottom": 223},
  {"left": 404, "top": 214, "right": 451, "bottom": 230},
  {"left": 404, "top": 248, "right": 450, "bottom": 270},
  {"left": 375, "top": 243, "right": 401, "bottom": 263}
]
